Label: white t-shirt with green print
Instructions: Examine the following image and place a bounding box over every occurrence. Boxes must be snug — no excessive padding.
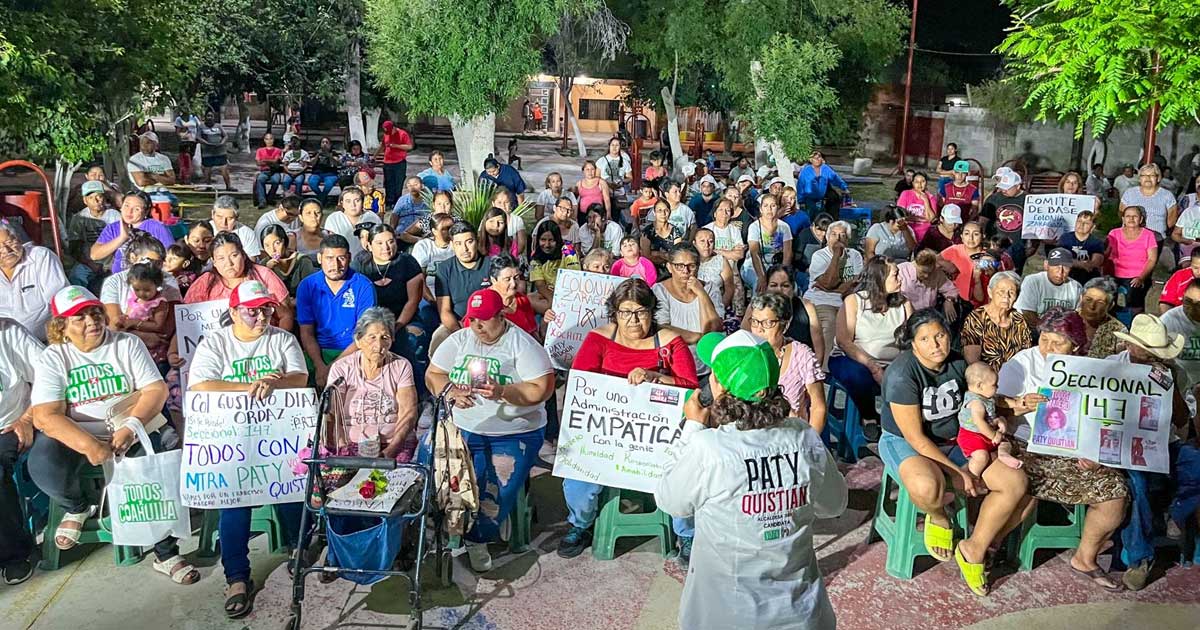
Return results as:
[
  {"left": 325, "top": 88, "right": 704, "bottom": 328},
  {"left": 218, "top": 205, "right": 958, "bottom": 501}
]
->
[
  {"left": 188, "top": 326, "right": 306, "bottom": 385},
  {"left": 32, "top": 331, "right": 163, "bottom": 437},
  {"left": 430, "top": 324, "right": 553, "bottom": 435}
]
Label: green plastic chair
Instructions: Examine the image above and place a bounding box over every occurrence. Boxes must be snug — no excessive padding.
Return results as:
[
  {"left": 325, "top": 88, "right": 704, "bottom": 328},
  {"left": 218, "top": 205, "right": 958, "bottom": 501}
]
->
[
  {"left": 592, "top": 487, "right": 675, "bottom": 561},
  {"left": 1008, "top": 501, "right": 1087, "bottom": 571},
  {"left": 39, "top": 466, "right": 144, "bottom": 571},
  {"left": 197, "top": 505, "right": 288, "bottom": 557},
  {"left": 870, "top": 464, "right": 969, "bottom": 579}
]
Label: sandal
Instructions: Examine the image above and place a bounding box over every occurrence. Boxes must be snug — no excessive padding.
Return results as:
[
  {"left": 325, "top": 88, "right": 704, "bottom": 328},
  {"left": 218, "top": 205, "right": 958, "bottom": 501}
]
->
[
  {"left": 152, "top": 555, "right": 201, "bottom": 585},
  {"left": 224, "top": 579, "right": 255, "bottom": 619},
  {"left": 54, "top": 506, "right": 96, "bottom": 550},
  {"left": 1069, "top": 564, "right": 1123, "bottom": 592},
  {"left": 955, "top": 544, "right": 989, "bottom": 596},
  {"left": 922, "top": 513, "right": 954, "bottom": 562}
]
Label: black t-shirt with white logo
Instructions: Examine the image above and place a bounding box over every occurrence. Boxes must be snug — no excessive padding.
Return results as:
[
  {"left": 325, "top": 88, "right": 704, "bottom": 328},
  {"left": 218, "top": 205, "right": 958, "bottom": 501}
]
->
[
  {"left": 981, "top": 191, "right": 1027, "bottom": 244},
  {"left": 880, "top": 349, "right": 968, "bottom": 443}
]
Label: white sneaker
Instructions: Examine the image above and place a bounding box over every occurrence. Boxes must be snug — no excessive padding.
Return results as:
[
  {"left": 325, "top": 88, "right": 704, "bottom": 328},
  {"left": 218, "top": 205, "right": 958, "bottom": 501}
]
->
[{"left": 465, "top": 541, "right": 493, "bottom": 573}]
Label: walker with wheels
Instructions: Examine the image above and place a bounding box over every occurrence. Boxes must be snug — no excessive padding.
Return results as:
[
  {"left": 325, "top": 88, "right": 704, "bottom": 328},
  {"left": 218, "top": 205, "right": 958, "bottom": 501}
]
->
[{"left": 283, "top": 380, "right": 453, "bottom": 630}]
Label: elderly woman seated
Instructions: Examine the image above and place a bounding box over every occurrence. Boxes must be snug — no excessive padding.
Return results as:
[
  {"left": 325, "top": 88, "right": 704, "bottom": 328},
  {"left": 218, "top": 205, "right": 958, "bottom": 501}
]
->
[
  {"left": 188, "top": 280, "right": 309, "bottom": 617},
  {"left": 996, "top": 308, "right": 1128, "bottom": 592},
  {"left": 961, "top": 271, "right": 1032, "bottom": 373},
  {"left": 29, "top": 287, "right": 200, "bottom": 586},
  {"left": 1078, "top": 276, "right": 1129, "bottom": 358},
  {"left": 326, "top": 307, "right": 419, "bottom": 463}
]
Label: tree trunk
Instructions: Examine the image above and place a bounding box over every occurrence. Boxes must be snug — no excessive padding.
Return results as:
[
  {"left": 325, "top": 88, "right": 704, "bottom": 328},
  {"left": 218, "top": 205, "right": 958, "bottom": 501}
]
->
[
  {"left": 52, "top": 158, "right": 81, "bottom": 242},
  {"left": 449, "top": 113, "right": 495, "bottom": 188},
  {"left": 234, "top": 98, "right": 251, "bottom": 153},
  {"left": 1070, "top": 125, "right": 1084, "bottom": 173},
  {"left": 363, "top": 108, "right": 382, "bottom": 151},
  {"left": 107, "top": 120, "right": 131, "bottom": 189},
  {"left": 345, "top": 39, "right": 367, "bottom": 149},
  {"left": 660, "top": 86, "right": 688, "bottom": 179},
  {"left": 749, "top": 61, "right": 795, "bottom": 188},
  {"left": 565, "top": 100, "right": 586, "bottom": 158},
  {"left": 720, "top": 115, "right": 734, "bottom": 155}
]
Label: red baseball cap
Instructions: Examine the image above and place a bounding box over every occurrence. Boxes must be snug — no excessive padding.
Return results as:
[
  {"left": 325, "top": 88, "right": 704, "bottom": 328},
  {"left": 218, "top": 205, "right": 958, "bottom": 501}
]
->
[
  {"left": 465, "top": 289, "right": 504, "bottom": 321},
  {"left": 50, "top": 286, "right": 103, "bottom": 318},
  {"left": 229, "top": 280, "right": 278, "bottom": 309},
  {"left": 382, "top": 120, "right": 394, "bottom": 132}
]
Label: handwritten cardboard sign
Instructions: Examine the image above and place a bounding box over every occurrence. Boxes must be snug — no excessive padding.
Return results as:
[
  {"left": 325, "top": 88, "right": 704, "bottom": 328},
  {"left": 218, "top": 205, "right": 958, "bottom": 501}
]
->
[
  {"left": 543, "top": 270, "right": 625, "bottom": 370},
  {"left": 174, "top": 299, "right": 226, "bottom": 388},
  {"left": 1028, "top": 354, "right": 1172, "bottom": 473},
  {"left": 180, "top": 388, "right": 319, "bottom": 508},
  {"left": 552, "top": 370, "right": 689, "bottom": 492},
  {"left": 1021, "top": 194, "right": 1095, "bottom": 240}
]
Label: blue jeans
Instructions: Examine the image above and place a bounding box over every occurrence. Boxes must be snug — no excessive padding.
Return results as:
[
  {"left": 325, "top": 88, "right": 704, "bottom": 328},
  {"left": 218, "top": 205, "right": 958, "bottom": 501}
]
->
[
  {"left": 419, "top": 426, "right": 543, "bottom": 544},
  {"left": 794, "top": 271, "right": 810, "bottom": 295},
  {"left": 827, "top": 355, "right": 880, "bottom": 420},
  {"left": 878, "top": 430, "right": 966, "bottom": 473},
  {"left": 563, "top": 479, "right": 694, "bottom": 538},
  {"left": 393, "top": 325, "right": 429, "bottom": 400},
  {"left": 283, "top": 174, "right": 306, "bottom": 197},
  {"left": 1120, "top": 441, "right": 1200, "bottom": 567},
  {"left": 255, "top": 172, "right": 285, "bottom": 205},
  {"left": 68, "top": 263, "right": 103, "bottom": 293},
  {"left": 307, "top": 173, "right": 339, "bottom": 206},
  {"left": 219, "top": 503, "right": 304, "bottom": 583}
]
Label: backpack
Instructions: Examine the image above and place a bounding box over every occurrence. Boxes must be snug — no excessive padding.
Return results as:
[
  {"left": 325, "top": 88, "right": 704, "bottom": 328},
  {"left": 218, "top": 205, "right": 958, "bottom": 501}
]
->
[{"left": 431, "top": 393, "right": 478, "bottom": 537}]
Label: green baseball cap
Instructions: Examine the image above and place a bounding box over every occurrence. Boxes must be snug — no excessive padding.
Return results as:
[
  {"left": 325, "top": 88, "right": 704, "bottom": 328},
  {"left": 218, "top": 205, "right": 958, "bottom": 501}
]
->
[
  {"left": 697, "top": 330, "right": 780, "bottom": 402},
  {"left": 953, "top": 160, "right": 970, "bottom": 173}
]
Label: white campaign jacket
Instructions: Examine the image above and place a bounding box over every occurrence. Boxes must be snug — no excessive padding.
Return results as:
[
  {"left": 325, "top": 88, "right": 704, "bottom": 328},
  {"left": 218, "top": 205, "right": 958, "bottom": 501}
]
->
[{"left": 655, "top": 418, "right": 847, "bottom": 630}]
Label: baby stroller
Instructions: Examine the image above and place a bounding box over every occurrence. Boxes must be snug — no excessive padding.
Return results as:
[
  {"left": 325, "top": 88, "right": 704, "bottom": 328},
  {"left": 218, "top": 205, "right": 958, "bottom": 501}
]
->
[{"left": 283, "top": 379, "right": 452, "bottom": 630}]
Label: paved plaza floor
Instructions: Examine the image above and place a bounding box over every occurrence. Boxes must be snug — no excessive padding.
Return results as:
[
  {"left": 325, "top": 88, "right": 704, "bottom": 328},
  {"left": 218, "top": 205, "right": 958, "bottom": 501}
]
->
[{"left": 4, "top": 457, "right": 1198, "bottom": 630}]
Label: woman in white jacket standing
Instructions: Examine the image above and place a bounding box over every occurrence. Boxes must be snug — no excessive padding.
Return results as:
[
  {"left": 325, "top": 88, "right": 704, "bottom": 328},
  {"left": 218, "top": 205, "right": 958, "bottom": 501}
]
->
[{"left": 655, "top": 330, "right": 847, "bottom": 630}]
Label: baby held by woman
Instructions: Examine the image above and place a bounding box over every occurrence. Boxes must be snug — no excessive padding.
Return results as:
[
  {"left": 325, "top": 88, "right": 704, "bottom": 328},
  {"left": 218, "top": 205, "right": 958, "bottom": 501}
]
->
[{"left": 958, "top": 362, "right": 1023, "bottom": 475}]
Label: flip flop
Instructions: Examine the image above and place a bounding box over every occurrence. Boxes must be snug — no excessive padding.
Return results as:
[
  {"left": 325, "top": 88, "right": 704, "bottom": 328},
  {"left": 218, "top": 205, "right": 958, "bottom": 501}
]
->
[
  {"left": 224, "top": 579, "right": 255, "bottom": 619},
  {"left": 923, "top": 513, "right": 954, "bottom": 562},
  {"left": 955, "top": 544, "right": 989, "bottom": 596},
  {"left": 1069, "top": 564, "right": 1124, "bottom": 592}
]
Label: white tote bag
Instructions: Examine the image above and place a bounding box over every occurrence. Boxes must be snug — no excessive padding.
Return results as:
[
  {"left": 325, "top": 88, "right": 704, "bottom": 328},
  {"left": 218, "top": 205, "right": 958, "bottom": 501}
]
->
[{"left": 104, "top": 422, "right": 191, "bottom": 546}]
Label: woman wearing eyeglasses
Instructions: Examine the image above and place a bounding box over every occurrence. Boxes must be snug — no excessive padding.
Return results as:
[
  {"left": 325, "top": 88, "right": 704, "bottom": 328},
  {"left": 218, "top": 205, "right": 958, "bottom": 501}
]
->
[
  {"left": 558, "top": 278, "right": 700, "bottom": 560},
  {"left": 187, "top": 280, "right": 308, "bottom": 618},
  {"left": 744, "top": 292, "right": 827, "bottom": 431}
]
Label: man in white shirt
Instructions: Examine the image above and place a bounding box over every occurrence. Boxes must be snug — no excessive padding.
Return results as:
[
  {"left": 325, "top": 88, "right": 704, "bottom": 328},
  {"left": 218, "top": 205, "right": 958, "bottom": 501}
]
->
[
  {"left": 126, "top": 131, "right": 176, "bottom": 192},
  {"left": 803, "top": 221, "right": 862, "bottom": 366},
  {"left": 1085, "top": 163, "right": 1111, "bottom": 198},
  {"left": 1014, "top": 248, "right": 1083, "bottom": 328},
  {"left": 253, "top": 195, "right": 302, "bottom": 242},
  {"left": 1113, "top": 165, "right": 1138, "bottom": 196},
  {"left": 0, "top": 223, "right": 68, "bottom": 341},
  {"left": 210, "top": 195, "right": 262, "bottom": 258},
  {"left": 0, "top": 317, "right": 44, "bottom": 583}
]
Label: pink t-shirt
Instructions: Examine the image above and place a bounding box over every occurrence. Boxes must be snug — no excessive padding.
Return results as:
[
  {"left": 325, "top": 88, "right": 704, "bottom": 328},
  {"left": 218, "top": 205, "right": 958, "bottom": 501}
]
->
[
  {"left": 327, "top": 351, "right": 417, "bottom": 462},
  {"left": 897, "top": 189, "right": 939, "bottom": 241},
  {"left": 610, "top": 256, "right": 658, "bottom": 286},
  {"left": 1106, "top": 228, "right": 1157, "bottom": 279},
  {"left": 779, "top": 340, "right": 824, "bottom": 419}
]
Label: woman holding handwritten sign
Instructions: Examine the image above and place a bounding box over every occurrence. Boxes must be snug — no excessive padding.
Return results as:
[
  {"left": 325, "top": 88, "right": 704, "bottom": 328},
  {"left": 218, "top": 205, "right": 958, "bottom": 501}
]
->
[
  {"left": 188, "top": 280, "right": 308, "bottom": 618},
  {"left": 995, "top": 308, "right": 1128, "bottom": 592},
  {"left": 558, "top": 279, "right": 700, "bottom": 562}
]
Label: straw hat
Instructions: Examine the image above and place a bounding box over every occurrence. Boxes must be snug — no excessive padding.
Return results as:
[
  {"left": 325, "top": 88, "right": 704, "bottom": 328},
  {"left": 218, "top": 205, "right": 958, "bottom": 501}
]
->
[{"left": 1113, "top": 314, "right": 1185, "bottom": 360}]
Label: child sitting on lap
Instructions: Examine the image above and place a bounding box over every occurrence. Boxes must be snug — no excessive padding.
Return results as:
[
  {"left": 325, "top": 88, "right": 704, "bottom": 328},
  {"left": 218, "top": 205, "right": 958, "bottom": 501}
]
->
[{"left": 958, "top": 362, "right": 1022, "bottom": 475}]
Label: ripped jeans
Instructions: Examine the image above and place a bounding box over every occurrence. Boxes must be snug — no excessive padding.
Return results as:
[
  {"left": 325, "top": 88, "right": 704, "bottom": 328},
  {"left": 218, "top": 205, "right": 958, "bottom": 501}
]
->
[{"left": 420, "top": 426, "right": 543, "bottom": 544}]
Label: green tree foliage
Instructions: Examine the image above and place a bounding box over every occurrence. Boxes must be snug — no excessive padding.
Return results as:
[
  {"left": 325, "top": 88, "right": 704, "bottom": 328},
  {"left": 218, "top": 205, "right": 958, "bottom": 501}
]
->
[
  {"left": 616, "top": 0, "right": 906, "bottom": 147},
  {"left": 748, "top": 36, "right": 840, "bottom": 160},
  {"left": 193, "top": 0, "right": 352, "bottom": 104},
  {"left": 0, "top": 0, "right": 194, "bottom": 164},
  {"left": 997, "top": 0, "right": 1200, "bottom": 137},
  {"left": 364, "top": 0, "right": 574, "bottom": 120}
]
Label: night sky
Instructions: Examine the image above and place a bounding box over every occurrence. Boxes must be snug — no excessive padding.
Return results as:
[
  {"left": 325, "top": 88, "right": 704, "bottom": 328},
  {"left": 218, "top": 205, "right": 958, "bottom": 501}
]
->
[{"left": 909, "top": 0, "right": 1013, "bottom": 86}]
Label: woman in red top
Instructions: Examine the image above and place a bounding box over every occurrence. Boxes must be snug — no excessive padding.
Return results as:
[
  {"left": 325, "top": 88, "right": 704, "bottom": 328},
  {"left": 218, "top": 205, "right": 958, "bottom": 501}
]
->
[
  {"left": 460, "top": 254, "right": 539, "bottom": 338},
  {"left": 557, "top": 278, "right": 699, "bottom": 560}
]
